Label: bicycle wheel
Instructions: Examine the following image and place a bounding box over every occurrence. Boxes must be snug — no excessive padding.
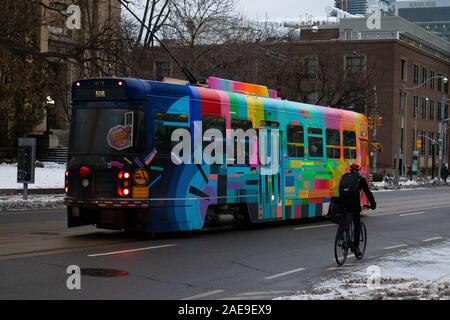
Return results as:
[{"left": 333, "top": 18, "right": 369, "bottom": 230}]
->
[
  {"left": 357, "top": 221, "right": 368, "bottom": 260},
  {"left": 334, "top": 226, "right": 349, "bottom": 266}
]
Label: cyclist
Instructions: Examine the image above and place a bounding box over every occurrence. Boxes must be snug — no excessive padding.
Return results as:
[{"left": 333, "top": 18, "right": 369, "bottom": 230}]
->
[{"left": 338, "top": 163, "right": 377, "bottom": 258}]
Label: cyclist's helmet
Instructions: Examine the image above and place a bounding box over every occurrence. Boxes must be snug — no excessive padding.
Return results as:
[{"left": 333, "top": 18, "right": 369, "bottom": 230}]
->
[{"left": 350, "top": 163, "right": 361, "bottom": 172}]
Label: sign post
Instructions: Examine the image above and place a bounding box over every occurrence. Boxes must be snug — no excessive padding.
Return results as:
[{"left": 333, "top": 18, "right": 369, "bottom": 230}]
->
[{"left": 17, "top": 138, "right": 36, "bottom": 200}]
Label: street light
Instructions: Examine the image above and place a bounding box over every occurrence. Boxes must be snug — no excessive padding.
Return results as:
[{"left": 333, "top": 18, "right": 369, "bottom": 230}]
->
[
  {"left": 417, "top": 134, "right": 439, "bottom": 179},
  {"left": 395, "top": 75, "right": 449, "bottom": 188}
]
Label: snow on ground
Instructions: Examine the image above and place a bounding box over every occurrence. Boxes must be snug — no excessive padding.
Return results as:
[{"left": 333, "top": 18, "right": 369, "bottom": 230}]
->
[
  {"left": 0, "top": 194, "right": 64, "bottom": 212},
  {"left": 276, "top": 241, "right": 450, "bottom": 300},
  {"left": 0, "top": 162, "right": 66, "bottom": 189}
]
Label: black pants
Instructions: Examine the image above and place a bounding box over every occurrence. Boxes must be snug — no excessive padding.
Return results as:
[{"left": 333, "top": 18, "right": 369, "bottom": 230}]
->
[{"left": 352, "top": 211, "right": 361, "bottom": 249}]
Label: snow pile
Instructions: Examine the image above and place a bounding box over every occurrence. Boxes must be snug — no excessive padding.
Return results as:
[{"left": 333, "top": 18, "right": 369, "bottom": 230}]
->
[
  {"left": 0, "top": 194, "right": 65, "bottom": 212},
  {"left": 0, "top": 162, "right": 66, "bottom": 189},
  {"left": 277, "top": 241, "right": 450, "bottom": 300}
]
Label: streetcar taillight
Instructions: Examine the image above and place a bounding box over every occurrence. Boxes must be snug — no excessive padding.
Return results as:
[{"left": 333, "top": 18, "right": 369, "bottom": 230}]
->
[
  {"left": 117, "top": 171, "right": 132, "bottom": 197},
  {"left": 76, "top": 81, "right": 81, "bottom": 87},
  {"left": 79, "top": 166, "right": 90, "bottom": 177},
  {"left": 118, "top": 81, "right": 124, "bottom": 86},
  {"left": 65, "top": 170, "right": 69, "bottom": 177}
]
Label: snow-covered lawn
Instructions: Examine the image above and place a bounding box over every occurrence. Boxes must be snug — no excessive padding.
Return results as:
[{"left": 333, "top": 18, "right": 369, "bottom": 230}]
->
[
  {"left": 0, "top": 162, "right": 66, "bottom": 189},
  {"left": 0, "top": 194, "right": 64, "bottom": 212},
  {"left": 277, "top": 241, "right": 450, "bottom": 300}
]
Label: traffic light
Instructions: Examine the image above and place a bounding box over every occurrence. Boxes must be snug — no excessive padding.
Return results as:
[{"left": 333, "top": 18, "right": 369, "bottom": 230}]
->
[
  {"left": 416, "top": 139, "right": 422, "bottom": 150},
  {"left": 376, "top": 115, "right": 383, "bottom": 128},
  {"left": 367, "top": 115, "right": 375, "bottom": 129}
]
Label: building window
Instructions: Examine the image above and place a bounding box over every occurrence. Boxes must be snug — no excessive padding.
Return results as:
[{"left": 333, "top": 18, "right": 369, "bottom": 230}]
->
[
  {"left": 401, "top": 59, "right": 407, "bottom": 82},
  {"left": 429, "top": 70, "right": 435, "bottom": 89},
  {"left": 345, "top": 56, "right": 365, "bottom": 74},
  {"left": 287, "top": 125, "right": 305, "bottom": 158},
  {"left": 429, "top": 100, "right": 435, "bottom": 121},
  {"left": 155, "top": 61, "right": 172, "bottom": 80},
  {"left": 413, "top": 65, "right": 420, "bottom": 85},
  {"left": 422, "top": 67, "right": 428, "bottom": 87},
  {"left": 304, "top": 57, "right": 318, "bottom": 79},
  {"left": 421, "top": 98, "right": 427, "bottom": 119},
  {"left": 438, "top": 74, "right": 443, "bottom": 91},
  {"left": 413, "top": 96, "right": 419, "bottom": 118},
  {"left": 421, "top": 130, "right": 426, "bottom": 156},
  {"left": 344, "top": 29, "right": 353, "bottom": 40},
  {"left": 438, "top": 103, "right": 442, "bottom": 121},
  {"left": 445, "top": 78, "right": 449, "bottom": 94},
  {"left": 428, "top": 132, "right": 434, "bottom": 156},
  {"left": 305, "top": 92, "right": 317, "bottom": 104}
]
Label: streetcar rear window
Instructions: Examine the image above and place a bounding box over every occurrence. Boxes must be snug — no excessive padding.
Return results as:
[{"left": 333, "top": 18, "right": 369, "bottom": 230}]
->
[
  {"left": 287, "top": 125, "right": 305, "bottom": 158},
  {"left": 70, "top": 107, "right": 145, "bottom": 155}
]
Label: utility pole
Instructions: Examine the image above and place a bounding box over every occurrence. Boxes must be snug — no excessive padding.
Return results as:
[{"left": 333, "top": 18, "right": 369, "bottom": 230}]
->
[
  {"left": 438, "top": 94, "right": 446, "bottom": 181},
  {"left": 373, "top": 86, "right": 378, "bottom": 172},
  {"left": 394, "top": 86, "right": 406, "bottom": 188}
]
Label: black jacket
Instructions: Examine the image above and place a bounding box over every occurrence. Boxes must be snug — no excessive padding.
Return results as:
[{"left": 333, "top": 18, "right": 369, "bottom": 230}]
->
[{"left": 339, "top": 175, "right": 376, "bottom": 213}]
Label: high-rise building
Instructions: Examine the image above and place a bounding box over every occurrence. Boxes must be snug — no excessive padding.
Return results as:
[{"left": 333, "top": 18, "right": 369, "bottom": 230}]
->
[
  {"left": 335, "top": 0, "right": 368, "bottom": 15},
  {"left": 396, "top": 0, "right": 450, "bottom": 41}
]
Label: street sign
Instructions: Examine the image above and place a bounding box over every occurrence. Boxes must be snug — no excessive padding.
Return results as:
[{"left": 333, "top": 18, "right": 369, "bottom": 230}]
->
[{"left": 17, "top": 138, "right": 36, "bottom": 184}]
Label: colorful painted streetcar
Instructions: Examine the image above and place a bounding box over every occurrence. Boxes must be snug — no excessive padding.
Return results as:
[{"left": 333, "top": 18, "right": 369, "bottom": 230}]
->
[{"left": 65, "top": 77, "right": 370, "bottom": 233}]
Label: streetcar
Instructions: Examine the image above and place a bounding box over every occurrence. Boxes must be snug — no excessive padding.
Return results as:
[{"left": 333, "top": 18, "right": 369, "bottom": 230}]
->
[{"left": 65, "top": 77, "right": 369, "bottom": 233}]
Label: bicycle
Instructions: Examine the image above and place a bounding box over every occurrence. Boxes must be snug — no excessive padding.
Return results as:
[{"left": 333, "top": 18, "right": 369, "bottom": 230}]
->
[{"left": 334, "top": 206, "right": 368, "bottom": 266}]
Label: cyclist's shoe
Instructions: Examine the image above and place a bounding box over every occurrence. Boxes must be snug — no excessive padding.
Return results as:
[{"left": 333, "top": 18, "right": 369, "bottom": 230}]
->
[{"left": 354, "top": 247, "right": 362, "bottom": 259}]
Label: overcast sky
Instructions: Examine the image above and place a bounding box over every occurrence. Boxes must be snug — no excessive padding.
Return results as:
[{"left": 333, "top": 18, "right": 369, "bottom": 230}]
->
[{"left": 238, "top": 0, "right": 336, "bottom": 20}]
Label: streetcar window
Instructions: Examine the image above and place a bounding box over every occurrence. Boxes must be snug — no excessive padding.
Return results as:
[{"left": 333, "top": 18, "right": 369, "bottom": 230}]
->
[
  {"left": 70, "top": 107, "right": 145, "bottom": 155},
  {"left": 155, "top": 113, "right": 188, "bottom": 123},
  {"left": 203, "top": 115, "right": 226, "bottom": 162},
  {"left": 231, "top": 120, "right": 253, "bottom": 164},
  {"left": 154, "top": 113, "right": 189, "bottom": 156},
  {"left": 260, "top": 120, "right": 280, "bottom": 128},
  {"left": 308, "top": 128, "right": 324, "bottom": 158},
  {"left": 343, "top": 130, "right": 357, "bottom": 159},
  {"left": 287, "top": 125, "right": 305, "bottom": 158},
  {"left": 326, "top": 129, "right": 341, "bottom": 159}
]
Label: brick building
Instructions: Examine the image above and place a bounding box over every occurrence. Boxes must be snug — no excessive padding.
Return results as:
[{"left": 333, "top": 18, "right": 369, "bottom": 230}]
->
[{"left": 149, "top": 16, "right": 450, "bottom": 176}]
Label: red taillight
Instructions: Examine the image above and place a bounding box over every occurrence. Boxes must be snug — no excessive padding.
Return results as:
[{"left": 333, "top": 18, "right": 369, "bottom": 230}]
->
[
  {"left": 118, "top": 171, "right": 124, "bottom": 179},
  {"left": 65, "top": 186, "right": 69, "bottom": 193},
  {"left": 65, "top": 170, "right": 69, "bottom": 177},
  {"left": 79, "top": 166, "right": 90, "bottom": 177}
]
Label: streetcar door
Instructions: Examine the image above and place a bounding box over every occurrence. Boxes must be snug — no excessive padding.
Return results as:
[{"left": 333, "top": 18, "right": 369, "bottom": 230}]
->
[{"left": 258, "top": 128, "right": 283, "bottom": 220}]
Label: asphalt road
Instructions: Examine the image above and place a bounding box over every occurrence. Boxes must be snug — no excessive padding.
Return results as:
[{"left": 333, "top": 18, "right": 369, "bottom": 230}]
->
[{"left": 0, "top": 188, "right": 449, "bottom": 300}]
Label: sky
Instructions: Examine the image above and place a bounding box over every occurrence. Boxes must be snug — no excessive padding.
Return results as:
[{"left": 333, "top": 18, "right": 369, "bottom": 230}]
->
[{"left": 238, "top": 0, "right": 336, "bottom": 20}]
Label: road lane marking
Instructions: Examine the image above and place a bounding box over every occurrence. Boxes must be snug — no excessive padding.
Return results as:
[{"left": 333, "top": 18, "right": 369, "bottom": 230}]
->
[
  {"left": 384, "top": 244, "right": 408, "bottom": 250},
  {"left": 181, "top": 290, "right": 224, "bottom": 300},
  {"left": 399, "top": 211, "right": 425, "bottom": 217},
  {"left": 423, "top": 237, "right": 444, "bottom": 242},
  {"left": 368, "top": 204, "right": 450, "bottom": 217},
  {"left": 264, "top": 268, "right": 305, "bottom": 280},
  {"left": 88, "top": 244, "right": 177, "bottom": 257},
  {"left": 237, "top": 290, "right": 292, "bottom": 296},
  {"left": 294, "top": 224, "right": 334, "bottom": 231}
]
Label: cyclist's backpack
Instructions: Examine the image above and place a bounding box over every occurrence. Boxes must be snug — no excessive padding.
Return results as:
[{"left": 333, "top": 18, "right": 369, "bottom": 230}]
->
[{"left": 339, "top": 172, "right": 361, "bottom": 198}]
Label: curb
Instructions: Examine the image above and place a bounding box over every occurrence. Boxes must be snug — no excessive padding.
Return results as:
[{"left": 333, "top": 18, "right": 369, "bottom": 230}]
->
[{"left": 0, "top": 189, "right": 65, "bottom": 195}]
